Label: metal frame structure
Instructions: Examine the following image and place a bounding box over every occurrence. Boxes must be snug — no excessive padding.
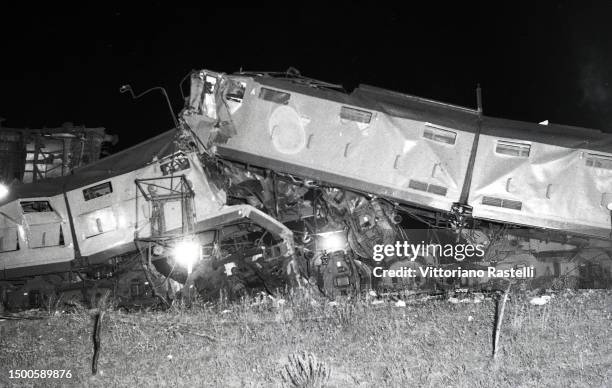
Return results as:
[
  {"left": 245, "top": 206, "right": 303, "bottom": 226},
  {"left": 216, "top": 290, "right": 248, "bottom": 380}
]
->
[
  {"left": 134, "top": 175, "right": 195, "bottom": 238},
  {"left": 0, "top": 125, "right": 109, "bottom": 184}
]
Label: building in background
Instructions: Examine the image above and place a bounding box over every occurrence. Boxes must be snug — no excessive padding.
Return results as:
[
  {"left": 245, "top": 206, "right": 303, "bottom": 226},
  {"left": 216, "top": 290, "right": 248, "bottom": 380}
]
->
[{"left": 0, "top": 119, "right": 116, "bottom": 184}]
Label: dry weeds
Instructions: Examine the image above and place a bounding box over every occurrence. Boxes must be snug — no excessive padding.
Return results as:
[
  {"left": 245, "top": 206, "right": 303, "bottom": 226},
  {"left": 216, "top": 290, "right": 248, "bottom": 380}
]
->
[{"left": 0, "top": 289, "right": 610, "bottom": 387}]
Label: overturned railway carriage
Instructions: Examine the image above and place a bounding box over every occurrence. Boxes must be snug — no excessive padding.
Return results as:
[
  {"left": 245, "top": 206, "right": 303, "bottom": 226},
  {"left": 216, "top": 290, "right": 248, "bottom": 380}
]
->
[
  {"left": 2, "top": 68, "right": 612, "bottom": 309},
  {"left": 182, "top": 69, "right": 612, "bottom": 287}
]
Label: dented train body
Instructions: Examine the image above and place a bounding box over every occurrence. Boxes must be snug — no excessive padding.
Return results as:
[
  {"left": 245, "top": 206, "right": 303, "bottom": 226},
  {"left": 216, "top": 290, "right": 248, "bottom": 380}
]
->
[
  {"left": 184, "top": 70, "right": 612, "bottom": 240},
  {"left": 181, "top": 68, "right": 612, "bottom": 290},
  {"left": 0, "top": 128, "right": 297, "bottom": 307},
  {"left": 0, "top": 131, "right": 222, "bottom": 277},
  {"left": 1, "top": 68, "right": 612, "bottom": 309}
]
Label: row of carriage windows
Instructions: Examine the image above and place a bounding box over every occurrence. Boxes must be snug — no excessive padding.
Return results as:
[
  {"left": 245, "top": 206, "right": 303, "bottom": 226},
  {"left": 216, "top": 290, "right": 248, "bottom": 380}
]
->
[
  {"left": 258, "top": 87, "right": 612, "bottom": 211},
  {"left": 2, "top": 121, "right": 610, "bottom": 250},
  {"left": 257, "top": 86, "right": 612, "bottom": 172},
  {"left": 422, "top": 125, "right": 612, "bottom": 172},
  {"left": 17, "top": 156, "right": 192, "bottom": 214},
  {"left": 257, "top": 87, "right": 612, "bottom": 173},
  {"left": 16, "top": 182, "right": 115, "bottom": 213},
  {"left": 3, "top": 154, "right": 195, "bottom": 250}
]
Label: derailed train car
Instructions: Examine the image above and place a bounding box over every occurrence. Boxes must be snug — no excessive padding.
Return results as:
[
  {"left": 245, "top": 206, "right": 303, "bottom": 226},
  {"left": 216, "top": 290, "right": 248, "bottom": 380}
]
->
[
  {"left": 2, "top": 67, "right": 612, "bottom": 309},
  {"left": 0, "top": 129, "right": 300, "bottom": 308},
  {"left": 182, "top": 68, "right": 612, "bottom": 289},
  {"left": 184, "top": 69, "right": 612, "bottom": 238}
]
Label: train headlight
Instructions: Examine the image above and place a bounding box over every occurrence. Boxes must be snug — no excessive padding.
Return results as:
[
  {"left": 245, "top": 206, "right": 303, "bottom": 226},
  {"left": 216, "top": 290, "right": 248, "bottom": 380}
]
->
[
  {"left": 172, "top": 240, "right": 200, "bottom": 274},
  {"left": 607, "top": 202, "right": 612, "bottom": 211},
  {"left": 0, "top": 184, "right": 8, "bottom": 200},
  {"left": 316, "top": 230, "right": 348, "bottom": 252}
]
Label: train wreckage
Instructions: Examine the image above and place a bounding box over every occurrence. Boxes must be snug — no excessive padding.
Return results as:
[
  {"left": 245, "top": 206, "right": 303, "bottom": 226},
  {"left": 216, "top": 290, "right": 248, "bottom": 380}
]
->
[{"left": 1, "top": 68, "right": 612, "bottom": 309}]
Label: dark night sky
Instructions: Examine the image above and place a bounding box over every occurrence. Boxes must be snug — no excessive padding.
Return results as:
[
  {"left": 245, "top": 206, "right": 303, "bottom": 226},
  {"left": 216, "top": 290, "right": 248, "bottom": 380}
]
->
[{"left": 2, "top": 2, "right": 612, "bottom": 151}]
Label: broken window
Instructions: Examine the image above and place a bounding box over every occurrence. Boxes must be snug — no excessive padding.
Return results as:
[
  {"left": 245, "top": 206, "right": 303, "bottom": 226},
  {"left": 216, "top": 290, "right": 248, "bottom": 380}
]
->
[
  {"left": 225, "top": 81, "right": 246, "bottom": 103},
  {"left": 189, "top": 74, "right": 220, "bottom": 119},
  {"left": 160, "top": 153, "right": 191, "bottom": 176},
  {"left": 83, "top": 182, "right": 113, "bottom": 201},
  {"left": 223, "top": 80, "right": 247, "bottom": 114},
  {"left": 21, "top": 201, "right": 53, "bottom": 213}
]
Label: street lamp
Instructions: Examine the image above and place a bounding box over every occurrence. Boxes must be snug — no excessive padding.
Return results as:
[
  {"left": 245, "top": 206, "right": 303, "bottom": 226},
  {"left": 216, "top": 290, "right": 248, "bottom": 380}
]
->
[{"left": 119, "top": 84, "right": 179, "bottom": 128}]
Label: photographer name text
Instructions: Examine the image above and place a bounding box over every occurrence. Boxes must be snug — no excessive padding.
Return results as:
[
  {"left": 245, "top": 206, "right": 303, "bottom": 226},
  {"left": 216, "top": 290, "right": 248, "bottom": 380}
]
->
[{"left": 373, "top": 266, "right": 535, "bottom": 279}]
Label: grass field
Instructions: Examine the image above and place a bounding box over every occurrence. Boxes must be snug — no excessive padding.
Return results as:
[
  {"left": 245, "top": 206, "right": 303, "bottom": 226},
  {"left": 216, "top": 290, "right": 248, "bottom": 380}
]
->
[{"left": 0, "top": 289, "right": 611, "bottom": 387}]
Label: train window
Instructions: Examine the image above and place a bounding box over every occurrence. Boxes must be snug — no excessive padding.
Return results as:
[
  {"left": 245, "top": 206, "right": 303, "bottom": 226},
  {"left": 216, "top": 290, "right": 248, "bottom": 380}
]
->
[
  {"left": 225, "top": 81, "right": 246, "bottom": 103},
  {"left": 160, "top": 153, "right": 191, "bottom": 175},
  {"left": 423, "top": 124, "right": 456, "bottom": 145},
  {"left": 585, "top": 153, "right": 612, "bottom": 170},
  {"left": 83, "top": 182, "right": 113, "bottom": 201},
  {"left": 340, "top": 106, "right": 372, "bottom": 124},
  {"left": 427, "top": 184, "right": 448, "bottom": 196},
  {"left": 408, "top": 179, "right": 448, "bottom": 196},
  {"left": 496, "top": 140, "right": 531, "bottom": 157},
  {"left": 408, "top": 179, "right": 428, "bottom": 192},
  {"left": 21, "top": 201, "right": 53, "bottom": 213},
  {"left": 482, "top": 196, "right": 523, "bottom": 210},
  {"left": 258, "top": 87, "right": 290, "bottom": 105}
]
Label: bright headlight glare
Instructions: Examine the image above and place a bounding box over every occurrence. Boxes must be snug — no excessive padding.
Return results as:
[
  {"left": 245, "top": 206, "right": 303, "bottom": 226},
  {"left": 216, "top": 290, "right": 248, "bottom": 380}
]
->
[
  {"left": 172, "top": 240, "right": 200, "bottom": 269},
  {"left": 316, "top": 231, "right": 347, "bottom": 252},
  {"left": 0, "top": 184, "right": 8, "bottom": 200},
  {"left": 607, "top": 202, "right": 612, "bottom": 211}
]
